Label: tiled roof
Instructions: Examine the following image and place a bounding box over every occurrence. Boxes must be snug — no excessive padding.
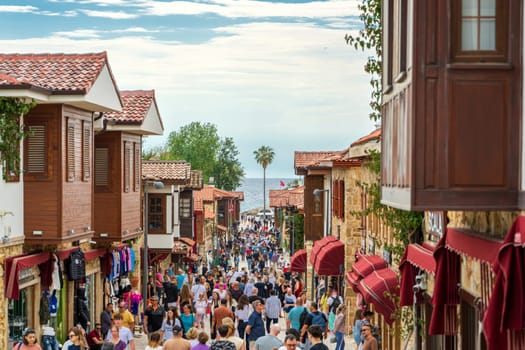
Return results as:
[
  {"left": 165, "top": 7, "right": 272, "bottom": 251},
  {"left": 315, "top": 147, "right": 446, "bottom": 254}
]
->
[
  {"left": 214, "top": 187, "right": 243, "bottom": 200},
  {"left": 194, "top": 198, "right": 203, "bottom": 212},
  {"left": 269, "top": 186, "right": 304, "bottom": 209},
  {"left": 294, "top": 151, "right": 338, "bottom": 170},
  {"left": 142, "top": 160, "right": 191, "bottom": 181},
  {"left": 105, "top": 90, "right": 155, "bottom": 125},
  {"left": 187, "top": 170, "right": 203, "bottom": 190},
  {"left": 194, "top": 185, "right": 215, "bottom": 202},
  {"left": 351, "top": 127, "right": 381, "bottom": 146},
  {"left": 0, "top": 72, "right": 31, "bottom": 86},
  {"left": 0, "top": 52, "right": 115, "bottom": 94}
]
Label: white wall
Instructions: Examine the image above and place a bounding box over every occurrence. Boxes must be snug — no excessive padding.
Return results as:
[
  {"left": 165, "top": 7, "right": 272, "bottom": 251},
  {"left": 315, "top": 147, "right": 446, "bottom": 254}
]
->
[{"left": 0, "top": 164, "right": 24, "bottom": 240}]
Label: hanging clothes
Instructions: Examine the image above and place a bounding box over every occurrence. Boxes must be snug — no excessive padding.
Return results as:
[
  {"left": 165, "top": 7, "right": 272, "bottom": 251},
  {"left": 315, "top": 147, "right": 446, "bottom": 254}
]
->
[{"left": 39, "top": 292, "right": 50, "bottom": 324}]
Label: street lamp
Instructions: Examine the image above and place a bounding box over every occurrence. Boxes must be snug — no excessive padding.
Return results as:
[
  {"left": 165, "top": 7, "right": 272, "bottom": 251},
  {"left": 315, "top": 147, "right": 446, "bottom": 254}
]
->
[
  {"left": 313, "top": 188, "right": 330, "bottom": 236},
  {"left": 143, "top": 180, "right": 164, "bottom": 314}
]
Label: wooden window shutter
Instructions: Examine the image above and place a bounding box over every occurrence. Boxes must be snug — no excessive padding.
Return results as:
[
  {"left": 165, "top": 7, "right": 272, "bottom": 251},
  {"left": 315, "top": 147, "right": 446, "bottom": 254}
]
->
[
  {"left": 95, "top": 147, "right": 109, "bottom": 187},
  {"left": 124, "top": 141, "right": 131, "bottom": 192},
  {"left": 339, "top": 180, "right": 345, "bottom": 220},
  {"left": 332, "top": 180, "right": 338, "bottom": 218},
  {"left": 66, "top": 119, "right": 75, "bottom": 182},
  {"left": 26, "top": 124, "right": 47, "bottom": 175},
  {"left": 82, "top": 122, "right": 91, "bottom": 181},
  {"left": 134, "top": 143, "right": 140, "bottom": 192}
]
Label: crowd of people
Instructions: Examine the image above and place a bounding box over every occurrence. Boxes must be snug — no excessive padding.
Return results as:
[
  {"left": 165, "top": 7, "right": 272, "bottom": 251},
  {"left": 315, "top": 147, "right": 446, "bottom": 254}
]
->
[{"left": 14, "top": 227, "right": 379, "bottom": 350}]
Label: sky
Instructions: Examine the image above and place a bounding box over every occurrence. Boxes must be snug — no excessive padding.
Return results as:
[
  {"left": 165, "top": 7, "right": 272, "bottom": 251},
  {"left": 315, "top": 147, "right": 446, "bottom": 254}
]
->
[{"left": 0, "top": 0, "right": 376, "bottom": 178}]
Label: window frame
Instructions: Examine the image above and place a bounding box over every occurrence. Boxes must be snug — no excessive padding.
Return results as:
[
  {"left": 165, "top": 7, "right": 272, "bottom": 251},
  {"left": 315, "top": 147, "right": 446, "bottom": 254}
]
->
[
  {"left": 24, "top": 120, "right": 49, "bottom": 180},
  {"left": 147, "top": 194, "right": 166, "bottom": 234},
  {"left": 66, "top": 118, "right": 76, "bottom": 182},
  {"left": 82, "top": 122, "right": 91, "bottom": 182},
  {"left": 94, "top": 146, "right": 111, "bottom": 192},
  {"left": 451, "top": 0, "right": 508, "bottom": 62},
  {"left": 123, "top": 141, "right": 131, "bottom": 193}
]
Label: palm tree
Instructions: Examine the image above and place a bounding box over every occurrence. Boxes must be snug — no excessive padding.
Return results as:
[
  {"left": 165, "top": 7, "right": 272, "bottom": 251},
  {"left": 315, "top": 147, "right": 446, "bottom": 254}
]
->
[{"left": 253, "top": 146, "right": 275, "bottom": 224}]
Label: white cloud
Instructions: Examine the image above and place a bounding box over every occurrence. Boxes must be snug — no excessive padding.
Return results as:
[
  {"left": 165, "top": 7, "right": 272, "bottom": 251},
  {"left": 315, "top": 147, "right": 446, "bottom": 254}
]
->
[
  {"left": 79, "top": 9, "right": 139, "bottom": 19},
  {"left": 0, "top": 5, "right": 38, "bottom": 13},
  {"left": 51, "top": 29, "right": 101, "bottom": 39}
]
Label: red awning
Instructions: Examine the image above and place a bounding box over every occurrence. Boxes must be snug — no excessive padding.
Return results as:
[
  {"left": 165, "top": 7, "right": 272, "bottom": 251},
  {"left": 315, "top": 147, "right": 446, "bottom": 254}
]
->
[
  {"left": 345, "top": 255, "right": 388, "bottom": 293},
  {"left": 5, "top": 252, "right": 50, "bottom": 300},
  {"left": 484, "top": 215, "right": 525, "bottom": 350},
  {"left": 404, "top": 243, "right": 436, "bottom": 273},
  {"left": 445, "top": 228, "right": 501, "bottom": 267},
  {"left": 358, "top": 268, "right": 399, "bottom": 325},
  {"left": 310, "top": 235, "right": 339, "bottom": 265},
  {"left": 290, "top": 248, "right": 307, "bottom": 273},
  {"left": 84, "top": 248, "right": 107, "bottom": 260},
  {"left": 180, "top": 237, "right": 195, "bottom": 247},
  {"left": 313, "top": 239, "right": 344, "bottom": 275},
  {"left": 217, "top": 225, "right": 227, "bottom": 232}
]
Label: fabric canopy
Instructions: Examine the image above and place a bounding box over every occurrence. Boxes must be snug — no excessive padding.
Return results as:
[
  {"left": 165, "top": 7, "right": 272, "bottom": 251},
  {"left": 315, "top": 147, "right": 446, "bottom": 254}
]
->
[
  {"left": 217, "top": 225, "right": 228, "bottom": 232},
  {"left": 399, "top": 244, "right": 436, "bottom": 307},
  {"left": 346, "top": 255, "right": 388, "bottom": 293},
  {"left": 5, "top": 252, "right": 50, "bottom": 300},
  {"left": 484, "top": 215, "right": 525, "bottom": 349},
  {"left": 446, "top": 228, "right": 501, "bottom": 267},
  {"left": 179, "top": 237, "right": 195, "bottom": 247},
  {"left": 359, "top": 268, "right": 399, "bottom": 325},
  {"left": 314, "top": 239, "right": 344, "bottom": 275},
  {"left": 310, "top": 235, "right": 339, "bottom": 265},
  {"left": 290, "top": 248, "right": 307, "bottom": 273}
]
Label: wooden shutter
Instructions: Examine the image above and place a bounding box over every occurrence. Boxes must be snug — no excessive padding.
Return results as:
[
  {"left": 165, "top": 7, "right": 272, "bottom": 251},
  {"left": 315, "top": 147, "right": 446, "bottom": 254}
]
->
[
  {"left": 332, "top": 180, "right": 339, "bottom": 218},
  {"left": 339, "top": 180, "right": 345, "bottom": 220},
  {"left": 82, "top": 122, "right": 91, "bottom": 181},
  {"left": 26, "top": 124, "right": 47, "bottom": 174},
  {"left": 134, "top": 143, "right": 140, "bottom": 192},
  {"left": 124, "top": 142, "right": 131, "bottom": 192},
  {"left": 66, "top": 119, "right": 75, "bottom": 182},
  {"left": 95, "top": 147, "right": 109, "bottom": 187}
]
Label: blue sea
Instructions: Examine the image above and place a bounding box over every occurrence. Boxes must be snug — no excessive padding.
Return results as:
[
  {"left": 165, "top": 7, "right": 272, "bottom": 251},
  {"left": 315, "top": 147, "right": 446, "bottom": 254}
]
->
[{"left": 236, "top": 178, "right": 299, "bottom": 212}]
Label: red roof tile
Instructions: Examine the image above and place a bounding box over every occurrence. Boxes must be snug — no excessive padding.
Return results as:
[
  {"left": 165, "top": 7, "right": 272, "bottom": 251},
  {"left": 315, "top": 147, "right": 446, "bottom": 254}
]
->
[
  {"left": 194, "top": 185, "right": 215, "bottom": 202},
  {"left": 142, "top": 160, "right": 191, "bottom": 181},
  {"left": 0, "top": 52, "right": 116, "bottom": 94},
  {"left": 269, "top": 186, "right": 304, "bottom": 209},
  {"left": 105, "top": 90, "right": 156, "bottom": 125},
  {"left": 351, "top": 127, "right": 381, "bottom": 146},
  {"left": 294, "top": 151, "right": 338, "bottom": 170}
]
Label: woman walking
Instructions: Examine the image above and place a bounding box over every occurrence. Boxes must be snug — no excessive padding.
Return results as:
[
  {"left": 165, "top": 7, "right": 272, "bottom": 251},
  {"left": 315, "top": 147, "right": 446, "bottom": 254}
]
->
[
  {"left": 62, "top": 326, "right": 89, "bottom": 350},
  {"left": 333, "top": 304, "right": 347, "bottom": 350},
  {"left": 161, "top": 307, "right": 182, "bottom": 343},
  {"left": 14, "top": 328, "right": 42, "bottom": 350},
  {"left": 234, "top": 295, "right": 251, "bottom": 339}
]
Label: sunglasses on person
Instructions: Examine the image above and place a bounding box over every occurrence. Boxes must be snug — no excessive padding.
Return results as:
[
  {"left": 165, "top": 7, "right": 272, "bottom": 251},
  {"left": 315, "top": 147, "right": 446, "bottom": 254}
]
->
[{"left": 69, "top": 334, "right": 76, "bottom": 338}]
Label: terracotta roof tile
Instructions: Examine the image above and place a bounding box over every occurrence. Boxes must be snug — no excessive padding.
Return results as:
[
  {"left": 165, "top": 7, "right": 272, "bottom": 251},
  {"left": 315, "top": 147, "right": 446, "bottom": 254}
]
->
[
  {"left": 269, "top": 186, "right": 304, "bottom": 209},
  {"left": 0, "top": 52, "right": 114, "bottom": 94},
  {"left": 351, "top": 127, "right": 381, "bottom": 146},
  {"left": 142, "top": 160, "right": 191, "bottom": 181},
  {"left": 194, "top": 198, "right": 203, "bottom": 212},
  {"left": 213, "top": 187, "right": 243, "bottom": 200},
  {"left": 294, "top": 151, "right": 338, "bottom": 170},
  {"left": 105, "top": 90, "right": 155, "bottom": 125},
  {"left": 188, "top": 170, "right": 203, "bottom": 190},
  {"left": 194, "top": 185, "right": 215, "bottom": 202}
]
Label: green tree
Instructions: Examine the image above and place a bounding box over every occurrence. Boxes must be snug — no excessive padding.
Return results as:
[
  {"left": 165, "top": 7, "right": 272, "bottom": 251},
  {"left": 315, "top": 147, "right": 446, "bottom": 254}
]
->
[
  {"left": 214, "top": 137, "right": 245, "bottom": 191},
  {"left": 166, "top": 122, "right": 220, "bottom": 184},
  {"left": 142, "top": 144, "right": 170, "bottom": 160},
  {"left": 345, "top": 0, "right": 382, "bottom": 121},
  {"left": 253, "top": 145, "right": 275, "bottom": 221},
  {"left": 0, "top": 97, "right": 36, "bottom": 179}
]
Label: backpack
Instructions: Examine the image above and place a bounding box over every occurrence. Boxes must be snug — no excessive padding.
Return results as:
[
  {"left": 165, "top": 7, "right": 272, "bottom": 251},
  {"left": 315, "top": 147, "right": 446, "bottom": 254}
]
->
[
  {"left": 299, "top": 307, "right": 309, "bottom": 327},
  {"left": 311, "top": 311, "right": 327, "bottom": 331},
  {"left": 329, "top": 296, "right": 342, "bottom": 313}
]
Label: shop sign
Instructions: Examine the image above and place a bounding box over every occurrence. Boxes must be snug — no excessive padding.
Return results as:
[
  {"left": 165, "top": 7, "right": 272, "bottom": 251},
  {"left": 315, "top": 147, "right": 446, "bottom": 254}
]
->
[
  {"left": 383, "top": 249, "right": 392, "bottom": 265},
  {"left": 426, "top": 211, "right": 446, "bottom": 243},
  {"left": 18, "top": 267, "right": 35, "bottom": 284}
]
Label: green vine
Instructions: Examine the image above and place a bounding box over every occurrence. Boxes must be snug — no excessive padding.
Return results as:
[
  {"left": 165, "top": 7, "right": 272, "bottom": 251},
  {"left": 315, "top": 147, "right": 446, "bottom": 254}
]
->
[{"left": 0, "top": 97, "right": 36, "bottom": 179}]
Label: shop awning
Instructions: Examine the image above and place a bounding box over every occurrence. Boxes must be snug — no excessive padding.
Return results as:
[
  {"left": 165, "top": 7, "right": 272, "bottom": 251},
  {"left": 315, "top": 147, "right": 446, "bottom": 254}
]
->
[
  {"left": 180, "top": 237, "right": 195, "bottom": 247},
  {"left": 445, "top": 228, "right": 501, "bottom": 267},
  {"left": 183, "top": 253, "right": 199, "bottom": 263},
  {"left": 313, "top": 239, "right": 344, "bottom": 275},
  {"left": 5, "top": 252, "right": 50, "bottom": 300},
  {"left": 359, "top": 268, "right": 399, "bottom": 325},
  {"left": 290, "top": 248, "right": 307, "bottom": 273},
  {"left": 345, "top": 255, "right": 388, "bottom": 293},
  {"left": 310, "top": 235, "right": 339, "bottom": 265},
  {"left": 217, "top": 224, "right": 228, "bottom": 232},
  {"left": 399, "top": 244, "right": 435, "bottom": 307},
  {"left": 84, "top": 247, "right": 108, "bottom": 260},
  {"left": 484, "top": 215, "right": 525, "bottom": 350}
]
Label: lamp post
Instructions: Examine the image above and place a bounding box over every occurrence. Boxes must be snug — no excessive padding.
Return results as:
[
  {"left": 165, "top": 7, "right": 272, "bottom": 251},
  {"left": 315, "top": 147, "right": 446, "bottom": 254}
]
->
[
  {"left": 313, "top": 188, "right": 330, "bottom": 236},
  {"left": 143, "top": 180, "right": 164, "bottom": 314}
]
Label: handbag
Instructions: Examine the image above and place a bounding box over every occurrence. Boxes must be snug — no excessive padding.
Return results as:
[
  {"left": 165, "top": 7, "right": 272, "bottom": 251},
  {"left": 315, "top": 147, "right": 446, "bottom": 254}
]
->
[{"left": 330, "top": 335, "right": 337, "bottom": 343}]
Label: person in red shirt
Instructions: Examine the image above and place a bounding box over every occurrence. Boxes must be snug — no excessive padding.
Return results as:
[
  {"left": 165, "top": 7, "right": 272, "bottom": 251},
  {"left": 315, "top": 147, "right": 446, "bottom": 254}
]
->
[{"left": 86, "top": 323, "right": 104, "bottom": 350}]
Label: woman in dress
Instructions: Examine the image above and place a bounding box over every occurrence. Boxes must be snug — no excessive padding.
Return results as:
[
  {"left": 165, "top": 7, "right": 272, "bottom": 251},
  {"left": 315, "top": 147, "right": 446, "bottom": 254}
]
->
[
  {"left": 195, "top": 292, "right": 208, "bottom": 329},
  {"left": 161, "top": 307, "right": 181, "bottom": 343}
]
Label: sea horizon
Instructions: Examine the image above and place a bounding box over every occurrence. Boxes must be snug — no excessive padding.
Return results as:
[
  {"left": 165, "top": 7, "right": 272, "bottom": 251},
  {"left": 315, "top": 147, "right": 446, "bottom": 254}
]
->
[{"left": 236, "top": 177, "right": 300, "bottom": 212}]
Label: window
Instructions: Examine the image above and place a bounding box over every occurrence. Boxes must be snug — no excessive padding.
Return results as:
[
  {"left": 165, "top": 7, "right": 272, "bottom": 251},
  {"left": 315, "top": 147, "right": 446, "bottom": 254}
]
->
[
  {"left": 82, "top": 123, "right": 91, "bottom": 181},
  {"left": 123, "top": 142, "right": 131, "bottom": 192},
  {"left": 452, "top": 0, "right": 508, "bottom": 61},
  {"left": 25, "top": 123, "right": 47, "bottom": 177},
  {"left": 95, "top": 147, "right": 109, "bottom": 188},
  {"left": 180, "top": 197, "right": 191, "bottom": 219},
  {"left": 332, "top": 180, "right": 345, "bottom": 220},
  {"left": 66, "top": 119, "right": 75, "bottom": 182},
  {"left": 148, "top": 194, "right": 164, "bottom": 233}
]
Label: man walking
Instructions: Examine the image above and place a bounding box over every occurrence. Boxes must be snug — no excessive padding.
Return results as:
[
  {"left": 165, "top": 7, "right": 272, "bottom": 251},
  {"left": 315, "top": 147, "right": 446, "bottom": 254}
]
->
[
  {"left": 246, "top": 300, "right": 266, "bottom": 350},
  {"left": 143, "top": 295, "right": 165, "bottom": 335},
  {"left": 162, "top": 325, "right": 191, "bottom": 350},
  {"left": 265, "top": 290, "right": 281, "bottom": 332},
  {"left": 100, "top": 303, "right": 113, "bottom": 339},
  {"left": 254, "top": 324, "right": 282, "bottom": 350},
  {"left": 306, "top": 326, "right": 328, "bottom": 350},
  {"left": 361, "top": 324, "right": 378, "bottom": 350}
]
